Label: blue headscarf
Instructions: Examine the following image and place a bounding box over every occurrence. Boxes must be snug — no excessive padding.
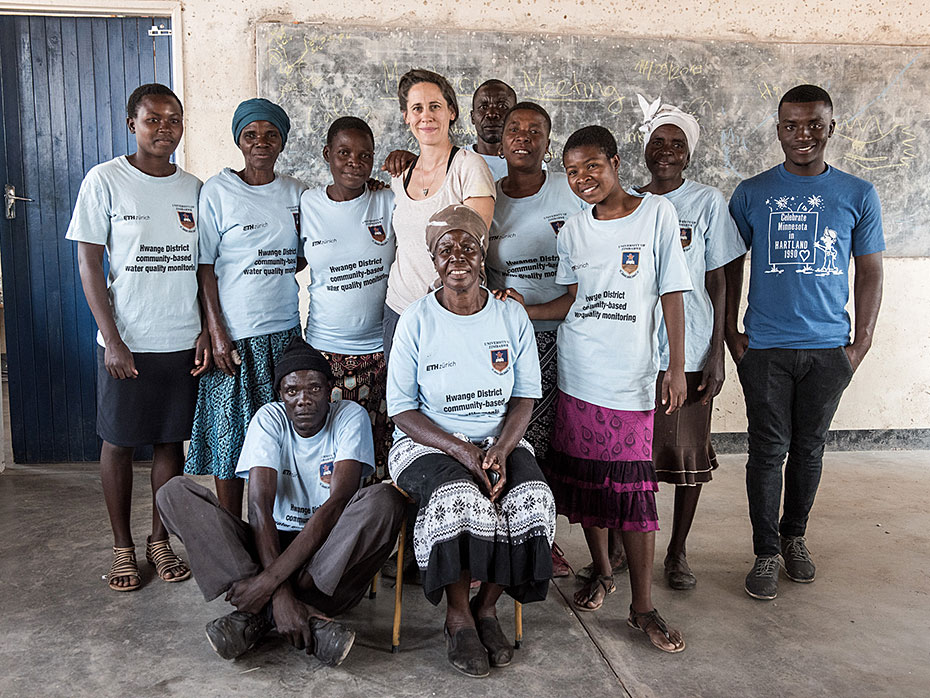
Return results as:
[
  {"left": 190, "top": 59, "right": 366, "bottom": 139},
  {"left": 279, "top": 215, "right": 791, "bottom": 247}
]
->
[{"left": 231, "top": 98, "right": 291, "bottom": 148}]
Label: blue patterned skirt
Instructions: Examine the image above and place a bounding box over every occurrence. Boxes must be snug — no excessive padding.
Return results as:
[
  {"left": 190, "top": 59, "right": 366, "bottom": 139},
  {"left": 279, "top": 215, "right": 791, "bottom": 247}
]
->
[{"left": 185, "top": 326, "right": 300, "bottom": 480}]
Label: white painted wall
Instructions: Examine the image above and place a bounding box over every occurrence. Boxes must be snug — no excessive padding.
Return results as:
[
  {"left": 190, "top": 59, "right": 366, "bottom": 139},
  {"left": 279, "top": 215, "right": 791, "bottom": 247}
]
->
[{"left": 3, "top": 0, "right": 927, "bottom": 432}]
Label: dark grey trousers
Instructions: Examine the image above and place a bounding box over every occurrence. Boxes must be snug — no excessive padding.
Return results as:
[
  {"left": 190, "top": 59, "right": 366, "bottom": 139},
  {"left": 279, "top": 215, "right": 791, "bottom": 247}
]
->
[{"left": 156, "top": 476, "right": 405, "bottom": 616}]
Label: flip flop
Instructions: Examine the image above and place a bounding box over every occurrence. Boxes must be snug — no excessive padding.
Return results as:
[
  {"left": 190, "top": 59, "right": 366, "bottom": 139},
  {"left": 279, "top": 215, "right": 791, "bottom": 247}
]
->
[
  {"left": 573, "top": 574, "right": 615, "bottom": 612},
  {"left": 627, "top": 606, "right": 686, "bottom": 653}
]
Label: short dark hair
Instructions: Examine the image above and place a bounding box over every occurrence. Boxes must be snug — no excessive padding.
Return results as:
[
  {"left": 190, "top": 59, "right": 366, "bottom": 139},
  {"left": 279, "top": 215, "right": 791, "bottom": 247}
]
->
[
  {"left": 502, "top": 101, "right": 552, "bottom": 135},
  {"left": 397, "top": 69, "right": 459, "bottom": 123},
  {"left": 563, "top": 125, "right": 618, "bottom": 160},
  {"left": 472, "top": 79, "right": 517, "bottom": 107},
  {"left": 127, "top": 83, "right": 182, "bottom": 119},
  {"left": 779, "top": 84, "right": 833, "bottom": 111},
  {"left": 326, "top": 116, "right": 374, "bottom": 147}
]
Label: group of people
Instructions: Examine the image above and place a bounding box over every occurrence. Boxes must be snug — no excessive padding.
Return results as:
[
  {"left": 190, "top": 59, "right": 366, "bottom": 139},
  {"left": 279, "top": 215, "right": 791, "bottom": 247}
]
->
[{"left": 66, "top": 67, "right": 883, "bottom": 677}]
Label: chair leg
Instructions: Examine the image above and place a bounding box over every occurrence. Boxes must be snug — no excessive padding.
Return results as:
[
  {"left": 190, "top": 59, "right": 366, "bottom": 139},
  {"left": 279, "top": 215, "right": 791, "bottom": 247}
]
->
[
  {"left": 369, "top": 571, "right": 378, "bottom": 600},
  {"left": 514, "top": 600, "right": 523, "bottom": 649},
  {"left": 392, "top": 514, "right": 407, "bottom": 654}
]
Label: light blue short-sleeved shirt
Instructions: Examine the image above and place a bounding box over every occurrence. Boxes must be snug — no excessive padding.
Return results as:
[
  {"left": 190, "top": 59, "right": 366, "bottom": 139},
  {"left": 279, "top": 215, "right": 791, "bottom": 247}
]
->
[
  {"left": 198, "top": 168, "right": 305, "bottom": 341},
  {"left": 555, "top": 195, "right": 693, "bottom": 411},
  {"left": 387, "top": 290, "right": 541, "bottom": 442},
  {"left": 300, "top": 187, "right": 396, "bottom": 354},
  {"left": 487, "top": 172, "right": 588, "bottom": 332},
  {"left": 235, "top": 400, "right": 374, "bottom": 532},
  {"left": 65, "top": 156, "right": 203, "bottom": 353},
  {"left": 646, "top": 180, "right": 747, "bottom": 371}
]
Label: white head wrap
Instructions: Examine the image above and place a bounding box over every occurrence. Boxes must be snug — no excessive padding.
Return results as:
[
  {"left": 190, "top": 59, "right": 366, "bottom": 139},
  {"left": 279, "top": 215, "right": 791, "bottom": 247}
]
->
[{"left": 637, "top": 94, "right": 700, "bottom": 157}]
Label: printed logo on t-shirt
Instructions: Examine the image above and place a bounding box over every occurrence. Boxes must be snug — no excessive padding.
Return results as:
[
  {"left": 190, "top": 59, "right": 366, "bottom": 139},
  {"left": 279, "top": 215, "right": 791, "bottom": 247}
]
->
[
  {"left": 763, "top": 194, "right": 843, "bottom": 277},
  {"left": 680, "top": 227, "right": 693, "bottom": 249},
  {"left": 490, "top": 348, "right": 509, "bottom": 374},
  {"left": 121, "top": 214, "right": 151, "bottom": 222},
  {"left": 620, "top": 251, "right": 640, "bottom": 277},
  {"left": 289, "top": 206, "right": 300, "bottom": 234},
  {"left": 368, "top": 224, "right": 387, "bottom": 245},
  {"left": 319, "top": 460, "right": 334, "bottom": 487},
  {"left": 549, "top": 220, "right": 566, "bottom": 235},
  {"left": 174, "top": 205, "right": 196, "bottom": 233}
]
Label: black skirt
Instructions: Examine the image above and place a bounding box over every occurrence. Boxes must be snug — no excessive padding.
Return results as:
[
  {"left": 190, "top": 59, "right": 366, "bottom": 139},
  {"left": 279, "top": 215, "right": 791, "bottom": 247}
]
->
[
  {"left": 392, "top": 440, "right": 555, "bottom": 606},
  {"left": 96, "top": 346, "right": 197, "bottom": 447}
]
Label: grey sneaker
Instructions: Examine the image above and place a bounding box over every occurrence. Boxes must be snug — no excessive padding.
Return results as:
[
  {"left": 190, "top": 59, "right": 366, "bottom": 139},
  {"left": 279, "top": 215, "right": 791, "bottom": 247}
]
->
[
  {"left": 309, "top": 618, "right": 356, "bottom": 667},
  {"left": 781, "top": 535, "right": 816, "bottom": 583},
  {"left": 205, "top": 610, "right": 273, "bottom": 660},
  {"left": 744, "top": 555, "right": 780, "bottom": 600}
]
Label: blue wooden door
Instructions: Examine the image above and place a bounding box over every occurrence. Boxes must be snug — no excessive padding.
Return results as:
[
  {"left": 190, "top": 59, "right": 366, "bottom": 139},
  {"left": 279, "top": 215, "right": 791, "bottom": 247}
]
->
[{"left": 0, "top": 15, "right": 173, "bottom": 462}]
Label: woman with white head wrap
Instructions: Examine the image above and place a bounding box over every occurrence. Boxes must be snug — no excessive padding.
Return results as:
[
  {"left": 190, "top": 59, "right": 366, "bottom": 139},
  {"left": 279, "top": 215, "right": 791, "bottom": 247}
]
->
[{"left": 632, "top": 95, "right": 747, "bottom": 591}]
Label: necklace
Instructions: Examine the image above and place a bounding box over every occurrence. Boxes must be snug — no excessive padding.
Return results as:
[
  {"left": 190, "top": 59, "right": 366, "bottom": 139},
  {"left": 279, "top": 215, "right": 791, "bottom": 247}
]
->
[{"left": 417, "top": 160, "right": 445, "bottom": 198}]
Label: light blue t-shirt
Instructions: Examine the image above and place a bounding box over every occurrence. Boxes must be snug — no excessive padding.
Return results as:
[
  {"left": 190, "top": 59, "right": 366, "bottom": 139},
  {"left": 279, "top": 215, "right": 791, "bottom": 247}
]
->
[
  {"left": 487, "top": 172, "right": 588, "bottom": 332},
  {"left": 387, "top": 290, "right": 541, "bottom": 442},
  {"left": 467, "top": 145, "right": 508, "bottom": 180},
  {"left": 65, "top": 156, "right": 203, "bottom": 353},
  {"left": 555, "top": 195, "right": 693, "bottom": 411},
  {"left": 647, "top": 180, "right": 747, "bottom": 371},
  {"left": 729, "top": 164, "right": 885, "bottom": 349},
  {"left": 235, "top": 399, "right": 374, "bottom": 532},
  {"left": 300, "top": 187, "right": 395, "bottom": 354},
  {"left": 198, "top": 168, "right": 306, "bottom": 341}
]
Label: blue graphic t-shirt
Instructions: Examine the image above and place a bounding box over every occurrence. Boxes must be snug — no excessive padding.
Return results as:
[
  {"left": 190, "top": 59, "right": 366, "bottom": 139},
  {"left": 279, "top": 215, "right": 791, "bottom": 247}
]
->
[
  {"left": 300, "top": 187, "right": 395, "bottom": 354},
  {"left": 198, "top": 169, "right": 306, "bottom": 341},
  {"left": 729, "top": 164, "right": 884, "bottom": 349},
  {"left": 387, "top": 290, "right": 541, "bottom": 442},
  {"left": 487, "top": 172, "right": 588, "bottom": 332},
  {"left": 235, "top": 400, "right": 374, "bottom": 532},
  {"left": 649, "top": 180, "right": 746, "bottom": 371}
]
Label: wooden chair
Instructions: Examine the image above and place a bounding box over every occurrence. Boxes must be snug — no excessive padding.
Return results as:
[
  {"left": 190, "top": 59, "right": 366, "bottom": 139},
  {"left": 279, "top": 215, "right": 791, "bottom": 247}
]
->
[{"left": 371, "top": 494, "right": 525, "bottom": 653}]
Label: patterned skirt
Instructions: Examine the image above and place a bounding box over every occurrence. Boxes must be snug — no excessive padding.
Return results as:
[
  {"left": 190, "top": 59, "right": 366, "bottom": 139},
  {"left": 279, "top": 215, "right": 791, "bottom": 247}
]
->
[
  {"left": 653, "top": 371, "right": 718, "bottom": 486},
  {"left": 185, "top": 326, "right": 301, "bottom": 480},
  {"left": 319, "top": 349, "right": 390, "bottom": 481},
  {"left": 390, "top": 436, "right": 555, "bottom": 606},
  {"left": 524, "top": 329, "right": 558, "bottom": 466},
  {"left": 544, "top": 390, "right": 659, "bottom": 532}
]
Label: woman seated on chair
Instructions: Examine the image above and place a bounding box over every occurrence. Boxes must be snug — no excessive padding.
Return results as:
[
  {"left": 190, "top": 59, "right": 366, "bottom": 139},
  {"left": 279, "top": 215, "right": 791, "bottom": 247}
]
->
[{"left": 387, "top": 203, "right": 555, "bottom": 679}]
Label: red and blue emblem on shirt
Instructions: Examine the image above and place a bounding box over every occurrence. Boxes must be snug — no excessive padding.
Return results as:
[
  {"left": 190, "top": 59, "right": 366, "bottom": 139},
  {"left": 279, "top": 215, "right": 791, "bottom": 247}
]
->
[
  {"left": 177, "top": 210, "right": 195, "bottom": 230},
  {"left": 368, "top": 224, "right": 387, "bottom": 244},
  {"left": 319, "top": 461, "right": 334, "bottom": 485},
  {"left": 550, "top": 220, "right": 565, "bottom": 235},
  {"left": 680, "top": 226, "right": 693, "bottom": 249},
  {"left": 490, "top": 348, "right": 510, "bottom": 374},
  {"left": 293, "top": 211, "right": 301, "bottom": 234},
  {"left": 621, "top": 251, "right": 640, "bottom": 275}
]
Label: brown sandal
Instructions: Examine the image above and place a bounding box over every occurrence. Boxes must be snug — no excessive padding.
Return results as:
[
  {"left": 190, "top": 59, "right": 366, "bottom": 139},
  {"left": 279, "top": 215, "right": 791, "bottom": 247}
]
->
[
  {"left": 573, "top": 574, "right": 615, "bottom": 612},
  {"left": 145, "top": 537, "right": 191, "bottom": 583},
  {"left": 627, "top": 606, "right": 686, "bottom": 653},
  {"left": 107, "top": 546, "right": 141, "bottom": 592}
]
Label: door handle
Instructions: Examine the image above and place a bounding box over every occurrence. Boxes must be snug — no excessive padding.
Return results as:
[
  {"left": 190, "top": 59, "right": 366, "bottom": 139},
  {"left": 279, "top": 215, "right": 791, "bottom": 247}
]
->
[{"left": 5, "top": 184, "right": 34, "bottom": 220}]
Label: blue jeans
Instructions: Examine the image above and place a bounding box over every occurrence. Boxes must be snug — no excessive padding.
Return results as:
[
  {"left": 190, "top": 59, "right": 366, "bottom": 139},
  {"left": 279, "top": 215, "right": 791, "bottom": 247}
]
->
[{"left": 737, "top": 347, "right": 854, "bottom": 556}]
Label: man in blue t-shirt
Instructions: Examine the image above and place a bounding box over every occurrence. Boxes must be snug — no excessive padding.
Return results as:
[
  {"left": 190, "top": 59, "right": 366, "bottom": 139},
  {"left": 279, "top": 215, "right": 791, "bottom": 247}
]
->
[
  {"left": 725, "top": 85, "right": 884, "bottom": 601},
  {"left": 157, "top": 338, "right": 405, "bottom": 664}
]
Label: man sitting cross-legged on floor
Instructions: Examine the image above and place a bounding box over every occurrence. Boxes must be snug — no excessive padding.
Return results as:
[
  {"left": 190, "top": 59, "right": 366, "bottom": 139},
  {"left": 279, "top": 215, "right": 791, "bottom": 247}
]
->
[{"left": 157, "top": 336, "right": 406, "bottom": 665}]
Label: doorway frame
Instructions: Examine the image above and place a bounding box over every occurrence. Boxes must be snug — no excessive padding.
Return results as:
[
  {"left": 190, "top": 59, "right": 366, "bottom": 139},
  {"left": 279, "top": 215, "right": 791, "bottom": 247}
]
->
[{"left": 0, "top": 1, "right": 186, "bottom": 166}]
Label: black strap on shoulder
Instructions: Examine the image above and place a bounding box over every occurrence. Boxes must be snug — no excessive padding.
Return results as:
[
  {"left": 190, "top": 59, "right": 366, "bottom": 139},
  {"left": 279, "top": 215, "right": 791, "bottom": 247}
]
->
[{"left": 403, "top": 146, "right": 460, "bottom": 196}]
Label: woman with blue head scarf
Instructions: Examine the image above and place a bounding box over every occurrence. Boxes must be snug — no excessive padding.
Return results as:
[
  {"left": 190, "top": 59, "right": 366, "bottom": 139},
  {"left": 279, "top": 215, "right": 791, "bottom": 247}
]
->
[{"left": 185, "top": 97, "right": 308, "bottom": 517}]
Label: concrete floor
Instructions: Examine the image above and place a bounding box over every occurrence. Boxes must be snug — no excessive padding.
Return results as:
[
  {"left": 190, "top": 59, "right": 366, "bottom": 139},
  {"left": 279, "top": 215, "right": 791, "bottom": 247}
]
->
[{"left": 1, "top": 452, "right": 928, "bottom": 697}]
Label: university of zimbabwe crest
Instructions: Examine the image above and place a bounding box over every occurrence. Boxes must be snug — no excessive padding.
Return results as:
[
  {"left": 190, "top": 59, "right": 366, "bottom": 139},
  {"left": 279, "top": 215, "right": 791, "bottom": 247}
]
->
[
  {"left": 680, "top": 226, "right": 693, "bottom": 249},
  {"left": 368, "top": 224, "right": 387, "bottom": 245},
  {"left": 490, "top": 348, "right": 510, "bottom": 374},
  {"left": 550, "top": 220, "right": 565, "bottom": 235},
  {"left": 319, "top": 461, "right": 334, "bottom": 485},
  {"left": 621, "top": 251, "right": 640, "bottom": 276}
]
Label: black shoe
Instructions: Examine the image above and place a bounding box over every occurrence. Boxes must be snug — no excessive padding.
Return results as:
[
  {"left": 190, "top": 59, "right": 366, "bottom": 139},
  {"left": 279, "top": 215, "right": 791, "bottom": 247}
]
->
[
  {"left": 664, "top": 554, "right": 697, "bottom": 591},
  {"left": 309, "top": 618, "right": 355, "bottom": 667},
  {"left": 744, "top": 555, "right": 780, "bottom": 600},
  {"left": 469, "top": 596, "right": 513, "bottom": 667},
  {"left": 444, "top": 625, "right": 490, "bottom": 678},
  {"left": 781, "top": 536, "right": 816, "bottom": 583},
  {"left": 205, "top": 610, "right": 273, "bottom": 660}
]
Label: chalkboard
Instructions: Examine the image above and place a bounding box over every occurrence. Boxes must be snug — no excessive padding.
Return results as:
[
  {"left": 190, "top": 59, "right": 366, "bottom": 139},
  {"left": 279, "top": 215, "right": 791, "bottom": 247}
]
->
[{"left": 257, "top": 23, "right": 928, "bottom": 256}]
